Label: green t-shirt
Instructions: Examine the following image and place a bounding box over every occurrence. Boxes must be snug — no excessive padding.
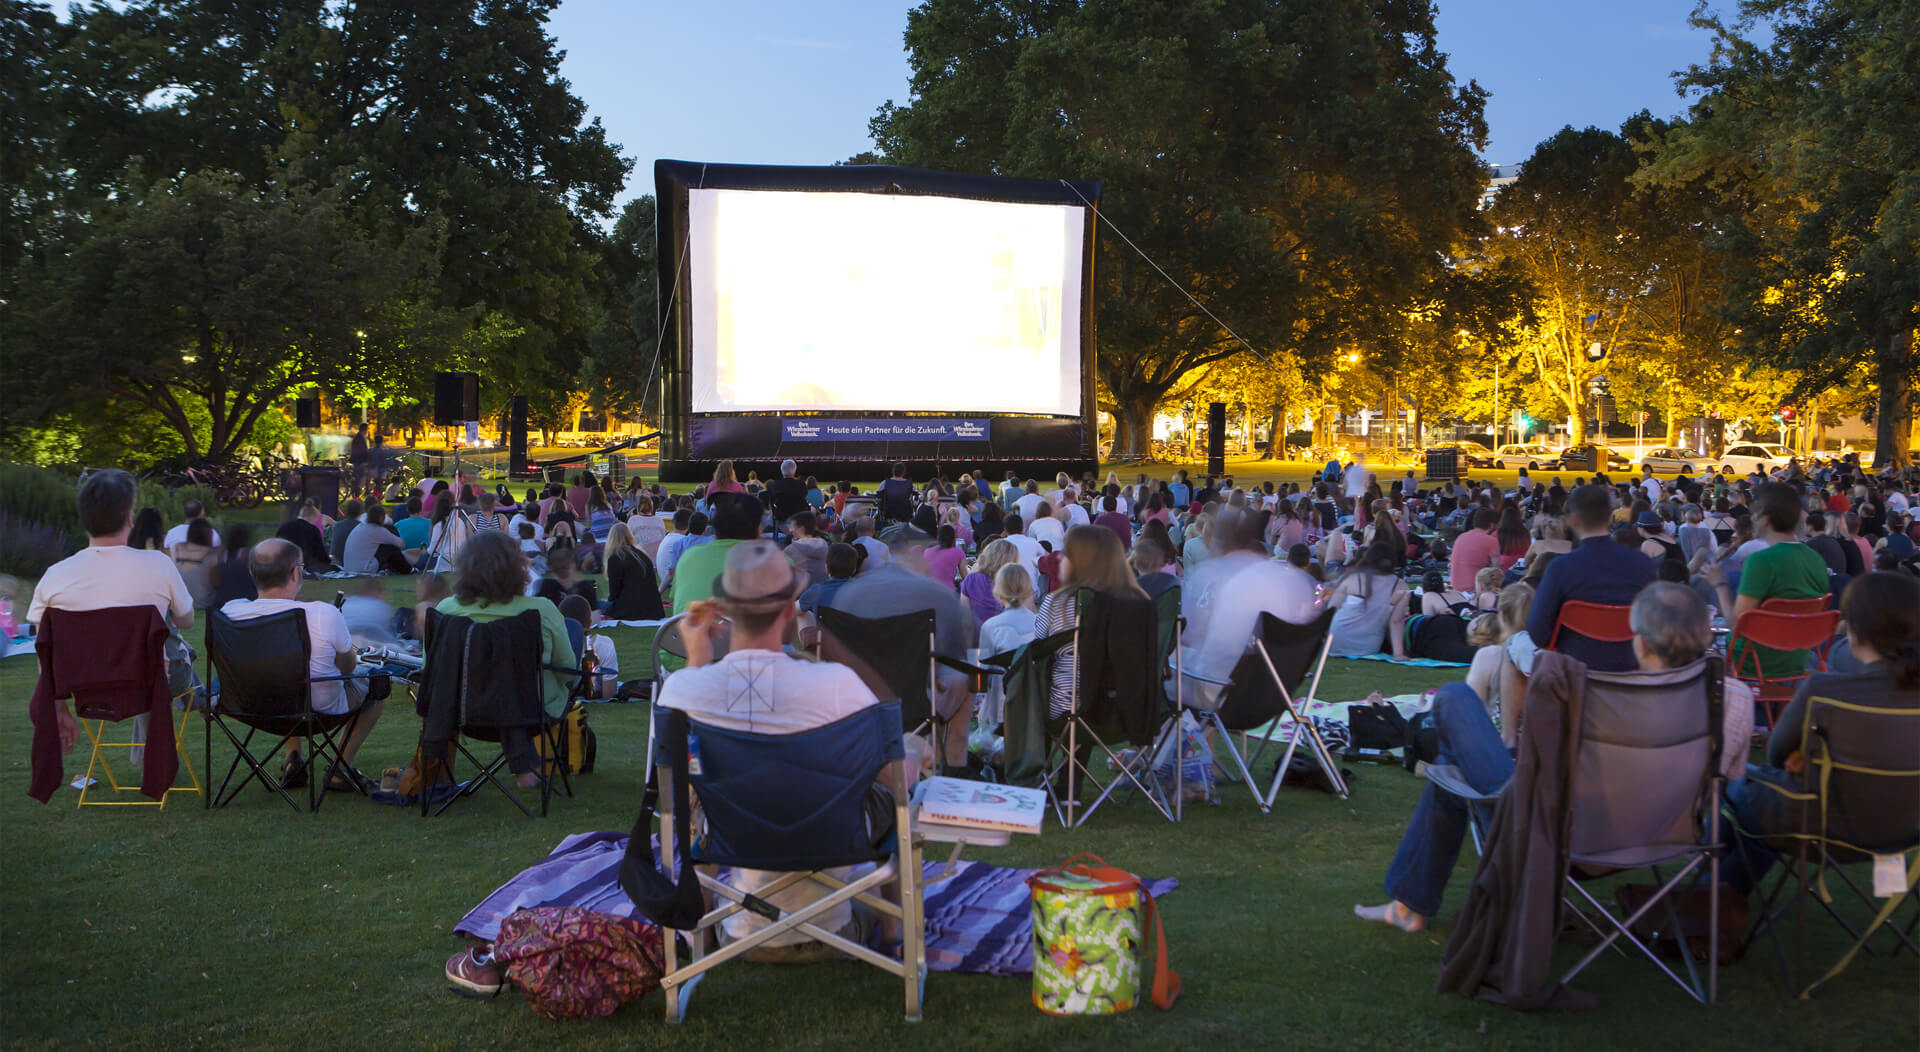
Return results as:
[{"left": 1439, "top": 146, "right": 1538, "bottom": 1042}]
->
[
  {"left": 1734, "top": 541, "right": 1829, "bottom": 678},
  {"left": 670, "top": 538, "right": 744, "bottom": 616},
  {"left": 435, "top": 593, "right": 574, "bottom": 718}
]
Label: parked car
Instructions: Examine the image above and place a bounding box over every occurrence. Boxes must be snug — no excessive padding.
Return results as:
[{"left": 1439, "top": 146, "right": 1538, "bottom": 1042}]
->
[
  {"left": 1428, "top": 440, "right": 1498, "bottom": 469},
  {"left": 1558, "top": 443, "right": 1633, "bottom": 475},
  {"left": 1638, "top": 446, "right": 1711, "bottom": 474},
  {"left": 1717, "top": 442, "right": 1798, "bottom": 476},
  {"left": 1494, "top": 443, "right": 1563, "bottom": 469}
]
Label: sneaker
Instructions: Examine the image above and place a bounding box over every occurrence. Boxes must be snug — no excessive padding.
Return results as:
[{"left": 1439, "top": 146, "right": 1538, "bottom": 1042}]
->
[{"left": 446, "top": 946, "right": 502, "bottom": 998}]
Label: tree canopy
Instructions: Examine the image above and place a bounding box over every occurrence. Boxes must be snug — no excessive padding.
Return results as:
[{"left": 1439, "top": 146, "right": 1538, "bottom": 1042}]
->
[{"left": 869, "top": 0, "right": 1490, "bottom": 456}]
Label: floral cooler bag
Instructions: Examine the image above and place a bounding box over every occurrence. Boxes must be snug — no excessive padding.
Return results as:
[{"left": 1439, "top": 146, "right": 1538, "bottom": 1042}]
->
[{"left": 1027, "top": 854, "right": 1180, "bottom": 1015}]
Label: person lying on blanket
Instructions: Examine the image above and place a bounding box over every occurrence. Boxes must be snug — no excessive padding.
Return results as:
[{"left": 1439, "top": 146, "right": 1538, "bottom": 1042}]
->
[{"left": 664, "top": 542, "right": 932, "bottom": 963}]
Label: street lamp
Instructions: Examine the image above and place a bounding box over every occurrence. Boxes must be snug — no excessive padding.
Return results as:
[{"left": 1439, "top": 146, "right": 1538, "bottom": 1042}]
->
[{"left": 1181, "top": 398, "right": 1195, "bottom": 462}]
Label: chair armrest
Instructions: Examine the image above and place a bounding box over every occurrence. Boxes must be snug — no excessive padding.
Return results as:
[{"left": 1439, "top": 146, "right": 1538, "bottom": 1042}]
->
[
  {"left": 1424, "top": 764, "right": 1506, "bottom": 803},
  {"left": 1179, "top": 667, "right": 1234, "bottom": 688},
  {"left": 934, "top": 654, "right": 999, "bottom": 678},
  {"left": 541, "top": 663, "right": 587, "bottom": 678}
]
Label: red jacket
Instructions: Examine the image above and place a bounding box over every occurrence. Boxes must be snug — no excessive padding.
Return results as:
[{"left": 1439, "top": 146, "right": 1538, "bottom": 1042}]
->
[{"left": 29, "top": 606, "right": 178, "bottom": 802}]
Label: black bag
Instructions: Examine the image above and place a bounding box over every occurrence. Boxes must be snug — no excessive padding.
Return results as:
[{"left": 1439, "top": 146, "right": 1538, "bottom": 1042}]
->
[
  {"left": 619, "top": 708, "right": 705, "bottom": 929},
  {"left": 1348, "top": 699, "right": 1408, "bottom": 752},
  {"left": 1402, "top": 709, "right": 1441, "bottom": 772}
]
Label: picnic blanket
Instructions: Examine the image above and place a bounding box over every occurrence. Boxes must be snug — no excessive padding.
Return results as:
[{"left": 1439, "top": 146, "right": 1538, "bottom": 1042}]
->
[
  {"left": 1335, "top": 652, "right": 1469, "bottom": 669},
  {"left": 455, "top": 831, "right": 1177, "bottom": 976}
]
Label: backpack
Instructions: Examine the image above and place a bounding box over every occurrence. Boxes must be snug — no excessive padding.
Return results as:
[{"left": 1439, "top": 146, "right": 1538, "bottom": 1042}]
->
[
  {"left": 491, "top": 907, "right": 664, "bottom": 1020},
  {"left": 1402, "top": 709, "right": 1441, "bottom": 772}
]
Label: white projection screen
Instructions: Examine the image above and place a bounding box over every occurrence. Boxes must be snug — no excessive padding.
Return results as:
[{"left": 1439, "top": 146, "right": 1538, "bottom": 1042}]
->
[{"left": 687, "top": 188, "right": 1085, "bottom": 416}]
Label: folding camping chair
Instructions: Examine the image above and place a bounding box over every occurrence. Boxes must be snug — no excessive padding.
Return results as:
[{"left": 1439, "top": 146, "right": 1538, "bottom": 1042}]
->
[
  {"left": 33, "top": 606, "right": 201, "bottom": 809},
  {"left": 415, "top": 609, "right": 583, "bottom": 818},
  {"left": 1428, "top": 657, "right": 1727, "bottom": 1003},
  {"left": 1546, "top": 600, "right": 1634, "bottom": 653},
  {"left": 203, "top": 608, "right": 386, "bottom": 812},
  {"left": 1175, "top": 608, "right": 1345, "bottom": 810},
  {"left": 1737, "top": 693, "right": 1920, "bottom": 998},
  {"left": 642, "top": 701, "right": 927, "bottom": 1023},
  {"left": 1728, "top": 608, "right": 1841, "bottom": 727},
  {"left": 818, "top": 607, "right": 990, "bottom": 776},
  {"left": 1042, "top": 589, "right": 1176, "bottom": 828}
]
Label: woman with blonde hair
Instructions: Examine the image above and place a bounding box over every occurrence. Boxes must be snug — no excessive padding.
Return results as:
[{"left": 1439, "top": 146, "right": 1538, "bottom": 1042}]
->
[
  {"left": 602, "top": 521, "right": 663, "bottom": 621},
  {"left": 1035, "top": 526, "right": 1147, "bottom": 717},
  {"left": 708, "top": 459, "right": 745, "bottom": 496},
  {"left": 959, "top": 537, "right": 1018, "bottom": 624}
]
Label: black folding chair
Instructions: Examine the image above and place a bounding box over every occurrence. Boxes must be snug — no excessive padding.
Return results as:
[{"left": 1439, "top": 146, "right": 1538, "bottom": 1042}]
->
[
  {"left": 416, "top": 608, "right": 582, "bottom": 818},
  {"left": 1177, "top": 609, "right": 1346, "bottom": 810},
  {"left": 819, "top": 607, "right": 989, "bottom": 775},
  {"left": 1043, "top": 589, "right": 1174, "bottom": 828},
  {"left": 203, "top": 609, "right": 384, "bottom": 813}
]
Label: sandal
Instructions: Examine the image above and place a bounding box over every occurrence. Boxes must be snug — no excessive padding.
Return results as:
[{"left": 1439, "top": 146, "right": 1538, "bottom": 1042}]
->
[
  {"left": 325, "top": 767, "right": 376, "bottom": 794},
  {"left": 279, "top": 750, "right": 309, "bottom": 790}
]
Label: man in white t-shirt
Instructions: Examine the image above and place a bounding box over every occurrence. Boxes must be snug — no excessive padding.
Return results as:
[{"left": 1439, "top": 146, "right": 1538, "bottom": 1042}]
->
[
  {"left": 1177, "top": 514, "right": 1323, "bottom": 709},
  {"left": 162, "top": 499, "right": 222, "bottom": 553},
  {"left": 1013, "top": 481, "right": 1047, "bottom": 523},
  {"left": 1000, "top": 513, "right": 1045, "bottom": 583},
  {"left": 1027, "top": 501, "right": 1067, "bottom": 551},
  {"left": 1060, "top": 489, "right": 1091, "bottom": 528},
  {"left": 220, "top": 539, "right": 386, "bottom": 778},
  {"left": 29, "top": 469, "right": 197, "bottom": 764},
  {"left": 658, "top": 542, "right": 921, "bottom": 961}
]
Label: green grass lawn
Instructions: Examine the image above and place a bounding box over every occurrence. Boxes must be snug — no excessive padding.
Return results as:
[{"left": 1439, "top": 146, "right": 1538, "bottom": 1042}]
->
[{"left": 2, "top": 573, "right": 1913, "bottom": 1050}]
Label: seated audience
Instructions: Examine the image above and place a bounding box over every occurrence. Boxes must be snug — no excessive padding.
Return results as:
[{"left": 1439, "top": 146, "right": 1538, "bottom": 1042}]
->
[
  {"left": 784, "top": 511, "right": 830, "bottom": 588},
  {"left": 602, "top": 522, "right": 664, "bottom": 622},
  {"left": 1706, "top": 481, "right": 1829, "bottom": 679},
  {"left": 1526, "top": 484, "right": 1657, "bottom": 671},
  {"left": 424, "top": 492, "right": 475, "bottom": 574},
  {"left": 172, "top": 518, "right": 221, "bottom": 610},
  {"left": 276, "top": 500, "right": 336, "bottom": 572},
  {"left": 164, "top": 499, "right": 222, "bottom": 553},
  {"left": 534, "top": 547, "right": 599, "bottom": 608},
  {"left": 434, "top": 531, "right": 573, "bottom": 789},
  {"left": 129, "top": 507, "right": 166, "bottom": 551},
  {"left": 924, "top": 525, "right": 966, "bottom": 589},
  {"left": 1449, "top": 508, "right": 1500, "bottom": 590},
  {"left": 220, "top": 539, "right": 386, "bottom": 787},
  {"left": 671, "top": 493, "right": 762, "bottom": 615},
  {"left": 798, "top": 542, "right": 862, "bottom": 615},
  {"left": 327, "top": 498, "right": 364, "bottom": 569},
  {"left": 1355, "top": 582, "right": 1740, "bottom": 932},
  {"left": 1723, "top": 572, "right": 1919, "bottom": 896},
  {"left": 1178, "top": 513, "right": 1322, "bottom": 704},
  {"left": 976, "top": 563, "right": 1039, "bottom": 730},
  {"left": 1326, "top": 533, "right": 1410, "bottom": 661},
  {"left": 342, "top": 503, "right": 415, "bottom": 575},
  {"left": 1128, "top": 534, "right": 1179, "bottom": 599},
  {"left": 1035, "top": 526, "right": 1144, "bottom": 720},
  {"left": 557, "top": 594, "right": 619, "bottom": 699},
  {"left": 646, "top": 541, "right": 922, "bottom": 964},
  {"left": 959, "top": 538, "right": 1017, "bottom": 624},
  {"left": 28, "top": 469, "right": 197, "bottom": 762},
  {"left": 209, "top": 524, "right": 259, "bottom": 608},
  {"left": 828, "top": 527, "right": 978, "bottom": 768}
]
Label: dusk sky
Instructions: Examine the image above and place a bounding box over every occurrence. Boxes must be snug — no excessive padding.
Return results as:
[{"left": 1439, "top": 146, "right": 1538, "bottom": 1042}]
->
[{"left": 545, "top": 0, "right": 1726, "bottom": 203}]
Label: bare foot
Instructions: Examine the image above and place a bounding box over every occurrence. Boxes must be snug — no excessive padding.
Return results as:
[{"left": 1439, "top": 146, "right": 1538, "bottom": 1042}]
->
[
  {"left": 516, "top": 772, "right": 541, "bottom": 789},
  {"left": 1354, "top": 901, "right": 1427, "bottom": 932}
]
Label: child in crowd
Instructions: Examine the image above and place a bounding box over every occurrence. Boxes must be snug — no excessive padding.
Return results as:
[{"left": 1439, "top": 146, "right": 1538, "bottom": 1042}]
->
[
  {"left": 518, "top": 521, "right": 547, "bottom": 576},
  {"left": 557, "top": 594, "right": 618, "bottom": 699},
  {"left": 976, "top": 563, "right": 1039, "bottom": 729}
]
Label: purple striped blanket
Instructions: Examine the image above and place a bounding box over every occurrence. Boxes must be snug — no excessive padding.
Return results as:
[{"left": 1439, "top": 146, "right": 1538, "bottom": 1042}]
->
[{"left": 454, "top": 831, "right": 1176, "bottom": 976}]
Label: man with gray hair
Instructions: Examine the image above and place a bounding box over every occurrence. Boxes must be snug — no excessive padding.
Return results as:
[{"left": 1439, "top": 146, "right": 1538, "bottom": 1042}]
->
[
  {"left": 219, "top": 538, "right": 388, "bottom": 786},
  {"left": 767, "top": 458, "right": 809, "bottom": 524},
  {"left": 1354, "top": 580, "right": 1749, "bottom": 934}
]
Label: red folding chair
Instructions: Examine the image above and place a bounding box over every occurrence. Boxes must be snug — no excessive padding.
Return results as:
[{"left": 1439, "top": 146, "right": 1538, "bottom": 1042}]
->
[
  {"left": 1728, "top": 608, "right": 1843, "bottom": 727},
  {"left": 1547, "top": 600, "right": 1635, "bottom": 652},
  {"left": 1761, "top": 595, "right": 1831, "bottom": 616}
]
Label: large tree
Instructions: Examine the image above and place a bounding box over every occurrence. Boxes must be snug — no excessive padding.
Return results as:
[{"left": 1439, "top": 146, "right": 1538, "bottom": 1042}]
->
[
  {"left": 11, "top": 173, "right": 461, "bottom": 460},
  {"left": 580, "top": 195, "right": 662, "bottom": 427},
  {"left": 869, "top": 0, "right": 1489, "bottom": 457},
  {"left": 1639, "top": 0, "right": 1918, "bottom": 467},
  {"left": 3, "top": 0, "right": 630, "bottom": 458}
]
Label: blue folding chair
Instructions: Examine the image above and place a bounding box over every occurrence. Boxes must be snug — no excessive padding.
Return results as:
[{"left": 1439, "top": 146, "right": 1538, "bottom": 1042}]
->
[{"left": 630, "top": 701, "right": 926, "bottom": 1023}]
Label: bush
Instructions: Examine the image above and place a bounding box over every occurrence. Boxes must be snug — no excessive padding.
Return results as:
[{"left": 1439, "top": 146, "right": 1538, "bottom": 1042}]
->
[
  {"left": 0, "top": 511, "right": 81, "bottom": 578},
  {"left": 0, "top": 463, "right": 222, "bottom": 577}
]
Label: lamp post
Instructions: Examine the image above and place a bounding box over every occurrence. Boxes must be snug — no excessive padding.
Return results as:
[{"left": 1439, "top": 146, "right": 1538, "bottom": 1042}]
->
[{"left": 1181, "top": 397, "right": 1196, "bottom": 463}]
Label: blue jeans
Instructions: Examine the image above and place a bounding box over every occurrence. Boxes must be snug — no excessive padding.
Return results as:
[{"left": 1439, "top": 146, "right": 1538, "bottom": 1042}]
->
[
  {"left": 1383, "top": 682, "right": 1516, "bottom": 917},
  {"left": 1721, "top": 766, "right": 1796, "bottom": 894}
]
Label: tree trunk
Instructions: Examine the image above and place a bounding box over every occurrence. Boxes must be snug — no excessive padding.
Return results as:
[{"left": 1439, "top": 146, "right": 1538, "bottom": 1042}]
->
[
  {"left": 1260, "top": 399, "right": 1286, "bottom": 459},
  {"left": 1872, "top": 329, "right": 1915, "bottom": 469},
  {"left": 1110, "top": 389, "right": 1159, "bottom": 461}
]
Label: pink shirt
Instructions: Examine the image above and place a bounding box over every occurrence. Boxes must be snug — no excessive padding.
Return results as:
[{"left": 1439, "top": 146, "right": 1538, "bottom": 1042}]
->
[
  {"left": 924, "top": 546, "right": 966, "bottom": 589},
  {"left": 1449, "top": 528, "right": 1502, "bottom": 591},
  {"left": 708, "top": 481, "right": 745, "bottom": 496}
]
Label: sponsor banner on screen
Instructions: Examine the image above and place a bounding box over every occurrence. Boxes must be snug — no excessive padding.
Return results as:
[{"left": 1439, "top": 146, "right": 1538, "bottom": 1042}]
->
[{"left": 781, "top": 418, "right": 991, "bottom": 443}]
